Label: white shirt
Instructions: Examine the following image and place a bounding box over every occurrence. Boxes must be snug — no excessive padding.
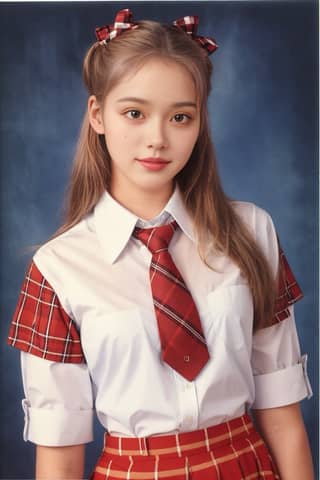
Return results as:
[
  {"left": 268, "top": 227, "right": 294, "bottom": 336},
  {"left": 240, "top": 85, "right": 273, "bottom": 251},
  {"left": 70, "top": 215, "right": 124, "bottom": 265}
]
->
[{"left": 20, "top": 188, "right": 312, "bottom": 446}]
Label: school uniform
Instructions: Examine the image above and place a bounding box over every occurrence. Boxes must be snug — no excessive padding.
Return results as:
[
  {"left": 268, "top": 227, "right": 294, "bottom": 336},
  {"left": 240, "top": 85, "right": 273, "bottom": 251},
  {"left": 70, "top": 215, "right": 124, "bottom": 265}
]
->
[{"left": 7, "top": 187, "right": 312, "bottom": 479}]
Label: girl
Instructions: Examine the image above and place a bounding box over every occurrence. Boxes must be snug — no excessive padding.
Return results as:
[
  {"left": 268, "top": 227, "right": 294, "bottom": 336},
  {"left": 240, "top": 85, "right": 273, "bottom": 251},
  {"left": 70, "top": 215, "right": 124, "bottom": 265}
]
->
[{"left": 7, "top": 8, "right": 314, "bottom": 480}]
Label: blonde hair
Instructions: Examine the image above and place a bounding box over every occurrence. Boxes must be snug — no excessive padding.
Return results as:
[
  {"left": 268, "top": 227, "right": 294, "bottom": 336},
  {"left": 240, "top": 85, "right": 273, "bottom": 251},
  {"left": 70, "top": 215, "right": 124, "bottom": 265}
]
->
[{"left": 55, "top": 19, "right": 276, "bottom": 330}]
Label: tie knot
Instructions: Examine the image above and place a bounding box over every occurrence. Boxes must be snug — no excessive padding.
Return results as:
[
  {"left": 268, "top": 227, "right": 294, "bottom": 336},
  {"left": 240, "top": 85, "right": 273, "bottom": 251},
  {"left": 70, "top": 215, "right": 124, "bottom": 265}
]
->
[{"left": 134, "top": 221, "right": 178, "bottom": 254}]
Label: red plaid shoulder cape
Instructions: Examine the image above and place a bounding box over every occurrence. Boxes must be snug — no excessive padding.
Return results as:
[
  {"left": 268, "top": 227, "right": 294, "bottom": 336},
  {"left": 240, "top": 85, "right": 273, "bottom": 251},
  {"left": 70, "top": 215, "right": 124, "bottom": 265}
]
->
[
  {"left": 7, "top": 262, "right": 85, "bottom": 363},
  {"left": 273, "top": 241, "right": 303, "bottom": 323},
  {"left": 7, "top": 244, "right": 303, "bottom": 363}
]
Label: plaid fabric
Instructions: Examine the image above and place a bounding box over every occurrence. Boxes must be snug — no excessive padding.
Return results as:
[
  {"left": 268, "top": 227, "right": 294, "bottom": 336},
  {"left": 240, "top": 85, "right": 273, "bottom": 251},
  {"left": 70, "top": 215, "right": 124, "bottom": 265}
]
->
[
  {"left": 273, "top": 241, "right": 303, "bottom": 324},
  {"left": 95, "top": 8, "right": 139, "bottom": 44},
  {"left": 90, "top": 414, "right": 280, "bottom": 480},
  {"left": 133, "top": 222, "right": 210, "bottom": 381},
  {"left": 7, "top": 261, "right": 85, "bottom": 363},
  {"left": 95, "top": 9, "right": 218, "bottom": 56},
  {"left": 173, "top": 15, "right": 218, "bottom": 55}
]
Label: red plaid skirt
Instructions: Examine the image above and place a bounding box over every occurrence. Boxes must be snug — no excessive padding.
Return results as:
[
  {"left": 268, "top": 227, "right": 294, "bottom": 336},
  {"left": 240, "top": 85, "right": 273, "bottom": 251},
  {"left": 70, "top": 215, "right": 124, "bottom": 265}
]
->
[{"left": 90, "top": 414, "right": 280, "bottom": 480}]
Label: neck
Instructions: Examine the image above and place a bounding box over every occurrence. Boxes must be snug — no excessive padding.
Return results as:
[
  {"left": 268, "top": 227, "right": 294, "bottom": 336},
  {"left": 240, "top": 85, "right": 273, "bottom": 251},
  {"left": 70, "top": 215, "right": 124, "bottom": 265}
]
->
[{"left": 110, "top": 184, "right": 174, "bottom": 221}]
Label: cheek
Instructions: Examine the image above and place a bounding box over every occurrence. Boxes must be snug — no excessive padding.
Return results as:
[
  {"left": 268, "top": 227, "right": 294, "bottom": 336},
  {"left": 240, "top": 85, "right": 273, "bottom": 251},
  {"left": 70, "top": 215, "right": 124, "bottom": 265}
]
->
[
  {"left": 109, "top": 124, "right": 137, "bottom": 144},
  {"left": 105, "top": 126, "right": 129, "bottom": 149},
  {"left": 105, "top": 130, "right": 139, "bottom": 162},
  {"left": 179, "top": 129, "right": 199, "bottom": 156}
]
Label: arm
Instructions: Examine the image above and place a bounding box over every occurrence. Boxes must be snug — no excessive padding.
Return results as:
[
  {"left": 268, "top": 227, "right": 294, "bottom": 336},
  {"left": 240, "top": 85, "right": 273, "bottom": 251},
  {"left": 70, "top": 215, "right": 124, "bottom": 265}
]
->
[
  {"left": 20, "top": 353, "right": 94, "bottom": 478},
  {"left": 8, "top": 261, "right": 94, "bottom": 477},
  {"left": 252, "top": 403, "right": 314, "bottom": 480},
  {"left": 36, "top": 444, "right": 85, "bottom": 480}
]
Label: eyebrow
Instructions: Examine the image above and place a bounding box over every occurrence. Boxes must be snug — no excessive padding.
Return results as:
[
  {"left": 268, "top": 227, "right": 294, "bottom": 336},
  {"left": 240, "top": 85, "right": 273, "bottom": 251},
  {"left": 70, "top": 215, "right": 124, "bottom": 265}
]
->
[{"left": 116, "top": 97, "right": 197, "bottom": 108}]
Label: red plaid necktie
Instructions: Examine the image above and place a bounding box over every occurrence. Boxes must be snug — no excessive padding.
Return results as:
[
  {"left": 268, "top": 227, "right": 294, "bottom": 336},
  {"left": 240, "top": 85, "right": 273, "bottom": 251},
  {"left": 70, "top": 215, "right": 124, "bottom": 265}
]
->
[{"left": 133, "top": 221, "right": 210, "bottom": 381}]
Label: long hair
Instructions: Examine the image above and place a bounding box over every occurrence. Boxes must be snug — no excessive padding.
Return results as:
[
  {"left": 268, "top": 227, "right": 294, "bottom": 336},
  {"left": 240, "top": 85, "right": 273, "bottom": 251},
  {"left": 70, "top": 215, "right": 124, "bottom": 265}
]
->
[{"left": 54, "top": 19, "right": 276, "bottom": 331}]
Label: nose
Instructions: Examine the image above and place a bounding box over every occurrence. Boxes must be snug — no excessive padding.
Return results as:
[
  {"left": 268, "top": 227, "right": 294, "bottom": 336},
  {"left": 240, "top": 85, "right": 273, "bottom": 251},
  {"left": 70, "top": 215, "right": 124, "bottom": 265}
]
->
[{"left": 146, "top": 118, "right": 168, "bottom": 150}]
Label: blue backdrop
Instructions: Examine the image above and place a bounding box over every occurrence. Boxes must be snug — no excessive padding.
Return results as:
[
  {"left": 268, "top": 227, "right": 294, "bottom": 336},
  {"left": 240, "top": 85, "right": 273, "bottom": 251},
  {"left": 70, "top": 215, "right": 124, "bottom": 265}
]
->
[{"left": 0, "top": 1, "right": 318, "bottom": 478}]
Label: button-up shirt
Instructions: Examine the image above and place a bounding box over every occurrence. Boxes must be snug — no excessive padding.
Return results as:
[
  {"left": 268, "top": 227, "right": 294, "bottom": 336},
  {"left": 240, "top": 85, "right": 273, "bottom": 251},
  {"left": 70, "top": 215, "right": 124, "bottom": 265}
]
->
[{"left": 10, "top": 188, "right": 312, "bottom": 446}]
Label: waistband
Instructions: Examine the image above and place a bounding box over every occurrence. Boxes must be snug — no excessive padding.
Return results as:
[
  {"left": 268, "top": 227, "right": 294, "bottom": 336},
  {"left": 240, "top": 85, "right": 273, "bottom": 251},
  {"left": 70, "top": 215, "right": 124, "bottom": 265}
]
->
[{"left": 103, "top": 414, "right": 254, "bottom": 458}]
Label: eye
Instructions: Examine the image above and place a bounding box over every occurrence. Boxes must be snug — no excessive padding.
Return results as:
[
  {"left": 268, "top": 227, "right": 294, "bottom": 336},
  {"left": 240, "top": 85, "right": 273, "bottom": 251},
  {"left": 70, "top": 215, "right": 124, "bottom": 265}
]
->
[
  {"left": 125, "top": 110, "right": 142, "bottom": 120},
  {"left": 172, "top": 113, "right": 192, "bottom": 124}
]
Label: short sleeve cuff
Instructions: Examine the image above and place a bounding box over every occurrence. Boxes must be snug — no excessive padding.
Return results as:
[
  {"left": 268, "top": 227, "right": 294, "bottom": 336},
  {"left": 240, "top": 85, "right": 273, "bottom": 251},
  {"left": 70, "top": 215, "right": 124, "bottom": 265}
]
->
[
  {"left": 252, "top": 354, "right": 313, "bottom": 409},
  {"left": 22, "top": 398, "right": 94, "bottom": 446}
]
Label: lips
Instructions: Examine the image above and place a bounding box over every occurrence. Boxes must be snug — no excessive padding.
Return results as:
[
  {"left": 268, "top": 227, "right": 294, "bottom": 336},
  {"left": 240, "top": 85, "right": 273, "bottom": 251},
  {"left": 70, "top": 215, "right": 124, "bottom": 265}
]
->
[
  {"left": 137, "top": 157, "right": 170, "bottom": 164},
  {"left": 136, "top": 157, "right": 171, "bottom": 171}
]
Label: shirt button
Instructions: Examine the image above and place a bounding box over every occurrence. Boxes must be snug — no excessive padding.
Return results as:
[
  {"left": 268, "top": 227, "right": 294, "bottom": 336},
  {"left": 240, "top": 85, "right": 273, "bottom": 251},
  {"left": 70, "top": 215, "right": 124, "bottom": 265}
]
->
[{"left": 184, "top": 355, "right": 190, "bottom": 362}]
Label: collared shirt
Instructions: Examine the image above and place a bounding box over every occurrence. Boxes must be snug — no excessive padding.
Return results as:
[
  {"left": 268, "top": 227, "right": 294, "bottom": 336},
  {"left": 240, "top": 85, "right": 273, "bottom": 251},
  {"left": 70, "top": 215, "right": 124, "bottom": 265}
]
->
[{"left": 9, "top": 188, "right": 312, "bottom": 446}]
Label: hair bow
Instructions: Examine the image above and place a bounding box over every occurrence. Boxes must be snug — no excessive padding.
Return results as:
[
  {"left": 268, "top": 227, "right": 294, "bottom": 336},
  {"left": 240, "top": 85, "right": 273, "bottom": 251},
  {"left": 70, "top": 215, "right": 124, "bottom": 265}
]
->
[
  {"left": 95, "top": 8, "right": 138, "bottom": 43},
  {"left": 95, "top": 9, "right": 218, "bottom": 56},
  {"left": 173, "top": 15, "right": 218, "bottom": 55}
]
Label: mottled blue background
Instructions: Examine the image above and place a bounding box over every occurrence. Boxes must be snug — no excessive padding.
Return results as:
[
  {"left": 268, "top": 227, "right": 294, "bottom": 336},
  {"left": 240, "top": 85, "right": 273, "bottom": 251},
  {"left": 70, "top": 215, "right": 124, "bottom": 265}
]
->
[{"left": 0, "top": 1, "right": 318, "bottom": 478}]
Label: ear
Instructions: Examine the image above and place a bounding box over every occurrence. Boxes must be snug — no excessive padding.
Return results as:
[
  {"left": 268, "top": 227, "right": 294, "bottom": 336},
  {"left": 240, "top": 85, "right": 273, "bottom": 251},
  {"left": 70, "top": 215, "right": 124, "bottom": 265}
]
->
[{"left": 88, "top": 95, "right": 105, "bottom": 134}]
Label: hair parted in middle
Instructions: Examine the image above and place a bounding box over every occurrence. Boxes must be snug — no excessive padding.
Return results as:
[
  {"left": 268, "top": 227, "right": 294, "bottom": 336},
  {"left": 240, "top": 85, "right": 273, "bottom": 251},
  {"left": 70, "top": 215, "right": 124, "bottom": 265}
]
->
[{"left": 57, "top": 11, "right": 277, "bottom": 331}]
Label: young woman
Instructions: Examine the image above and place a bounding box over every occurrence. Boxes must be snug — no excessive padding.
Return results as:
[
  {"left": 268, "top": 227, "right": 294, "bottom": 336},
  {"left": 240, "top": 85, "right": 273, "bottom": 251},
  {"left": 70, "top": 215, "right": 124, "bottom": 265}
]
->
[{"left": 7, "top": 8, "right": 314, "bottom": 480}]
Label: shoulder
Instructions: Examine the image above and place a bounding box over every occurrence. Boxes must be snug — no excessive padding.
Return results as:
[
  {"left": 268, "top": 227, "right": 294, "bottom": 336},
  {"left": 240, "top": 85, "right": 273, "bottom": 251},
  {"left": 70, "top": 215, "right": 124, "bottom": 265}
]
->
[
  {"left": 230, "top": 200, "right": 274, "bottom": 228},
  {"left": 230, "top": 200, "right": 277, "bottom": 241},
  {"left": 35, "top": 217, "right": 90, "bottom": 261},
  {"left": 230, "top": 200, "right": 279, "bottom": 277},
  {"left": 33, "top": 215, "right": 96, "bottom": 300}
]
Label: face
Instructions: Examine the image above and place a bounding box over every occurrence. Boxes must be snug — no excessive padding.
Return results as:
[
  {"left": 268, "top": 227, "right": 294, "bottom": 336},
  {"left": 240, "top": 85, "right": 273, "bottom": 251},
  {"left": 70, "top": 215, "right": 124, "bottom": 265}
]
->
[{"left": 89, "top": 57, "right": 200, "bottom": 210}]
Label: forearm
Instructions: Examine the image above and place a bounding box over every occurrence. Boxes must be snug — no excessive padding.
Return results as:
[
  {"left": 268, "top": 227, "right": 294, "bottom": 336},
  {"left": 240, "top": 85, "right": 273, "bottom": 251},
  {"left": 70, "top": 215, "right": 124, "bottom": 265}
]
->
[
  {"left": 36, "top": 444, "right": 85, "bottom": 480},
  {"left": 253, "top": 403, "right": 314, "bottom": 480}
]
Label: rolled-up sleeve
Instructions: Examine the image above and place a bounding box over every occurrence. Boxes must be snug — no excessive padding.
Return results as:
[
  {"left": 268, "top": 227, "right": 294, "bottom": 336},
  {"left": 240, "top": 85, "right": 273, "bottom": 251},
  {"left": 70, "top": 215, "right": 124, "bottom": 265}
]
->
[
  {"left": 21, "top": 352, "right": 94, "bottom": 446},
  {"left": 251, "top": 306, "right": 312, "bottom": 409}
]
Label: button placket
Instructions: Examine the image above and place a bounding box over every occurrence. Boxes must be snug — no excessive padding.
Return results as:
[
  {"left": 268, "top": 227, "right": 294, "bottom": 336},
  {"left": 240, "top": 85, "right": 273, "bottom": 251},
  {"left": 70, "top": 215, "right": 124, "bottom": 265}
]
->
[{"left": 174, "top": 372, "right": 199, "bottom": 431}]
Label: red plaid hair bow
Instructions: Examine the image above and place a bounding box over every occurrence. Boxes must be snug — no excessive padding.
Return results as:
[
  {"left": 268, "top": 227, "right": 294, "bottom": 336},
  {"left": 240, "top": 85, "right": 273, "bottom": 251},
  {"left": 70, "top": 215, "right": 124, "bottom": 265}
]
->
[
  {"left": 173, "top": 15, "right": 218, "bottom": 55},
  {"left": 95, "top": 9, "right": 218, "bottom": 56},
  {"left": 95, "top": 8, "right": 139, "bottom": 43}
]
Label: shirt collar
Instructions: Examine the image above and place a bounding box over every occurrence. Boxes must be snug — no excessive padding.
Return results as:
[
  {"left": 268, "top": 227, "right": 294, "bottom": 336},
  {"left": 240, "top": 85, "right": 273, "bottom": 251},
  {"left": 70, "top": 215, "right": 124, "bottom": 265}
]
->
[
  {"left": 94, "top": 187, "right": 195, "bottom": 264},
  {"left": 164, "top": 187, "right": 195, "bottom": 242}
]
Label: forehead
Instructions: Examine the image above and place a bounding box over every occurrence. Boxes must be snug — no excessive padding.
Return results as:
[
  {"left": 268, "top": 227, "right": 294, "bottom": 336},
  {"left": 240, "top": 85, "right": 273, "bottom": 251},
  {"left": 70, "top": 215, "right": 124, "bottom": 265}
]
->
[{"left": 106, "top": 57, "right": 198, "bottom": 106}]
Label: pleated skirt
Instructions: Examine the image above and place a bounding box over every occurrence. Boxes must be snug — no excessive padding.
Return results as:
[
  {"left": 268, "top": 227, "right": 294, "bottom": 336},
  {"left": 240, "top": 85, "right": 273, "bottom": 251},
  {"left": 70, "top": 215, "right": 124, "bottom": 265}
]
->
[{"left": 90, "top": 414, "right": 280, "bottom": 480}]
